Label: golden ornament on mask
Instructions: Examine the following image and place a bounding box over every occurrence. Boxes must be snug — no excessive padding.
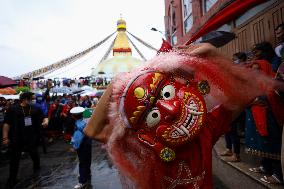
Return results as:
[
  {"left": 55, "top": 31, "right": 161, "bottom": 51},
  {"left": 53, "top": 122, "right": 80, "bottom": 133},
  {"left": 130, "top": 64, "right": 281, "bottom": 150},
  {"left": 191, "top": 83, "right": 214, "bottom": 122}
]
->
[
  {"left": 198, "top": 80, "right": 210, "bottom": 95},
  {"left": 137, "top": 106, "right": 146, "bottom": 111},
  {"left": 150, "top": 96, "right": 155, "bottom": 104},
  {"left": 150, "top": 73, "right": 163, "bottom": 91},
  {"left": 130, "top": 117, "right": 136, "bottom": 123},
  {"left": 152, "top": 73, "right": 162, "bottom": 84},
  {"left": 184, "top": 92, "right": 190, "bottom": 100},
  {"left": 160, "top": 147, "right": 175, "bottom": 162},
  {"left": 134, "top": 87, "right": 145, "bottom": 99},
  {"left": 133, "top": 111, "right": 142, "bottom": 116}
]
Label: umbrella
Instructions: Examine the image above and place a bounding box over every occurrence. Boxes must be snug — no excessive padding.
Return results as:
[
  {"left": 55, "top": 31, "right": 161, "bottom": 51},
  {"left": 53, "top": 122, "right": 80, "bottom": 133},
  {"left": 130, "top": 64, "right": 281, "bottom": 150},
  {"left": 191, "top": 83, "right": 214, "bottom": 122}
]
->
[
  {"left": 185, "top": 0, "right": 266, "bottom": 45},
  {"left": 0, "top": 87, "right": 17, "bottom": 95},
  {"left": 80, "top": 91, "right": 97, "bottom": 97},
  {"left": 72, "top": 89, "right": 84, "bottom": 94},
  {"left": 80, "top": 85, "right": 93, "bottom": 91},
  {"left": 50, "top": 86, "right": 73, "bottom": 94},
  {"left": 94, "top": 90, "right": 104, "bottom": 97},
  {"left": 200, "top": 31, "right": 236, "bottom": 48},
  {"left": 0, "top": 76, "right": 17, "bottom": 88}
]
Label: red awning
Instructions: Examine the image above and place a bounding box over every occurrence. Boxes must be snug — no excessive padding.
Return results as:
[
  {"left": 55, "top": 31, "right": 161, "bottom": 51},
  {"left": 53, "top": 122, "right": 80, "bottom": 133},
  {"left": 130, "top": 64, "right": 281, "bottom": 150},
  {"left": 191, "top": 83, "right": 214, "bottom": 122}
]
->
[
  {"left": 185, "top": 0, "right": 268, "bottom": 45},
  {"left": 0, "top": 87, "right": 17, "bottom": 95},
  {"left": 0, "top": 76, "right": 17, "bottom": 88}
]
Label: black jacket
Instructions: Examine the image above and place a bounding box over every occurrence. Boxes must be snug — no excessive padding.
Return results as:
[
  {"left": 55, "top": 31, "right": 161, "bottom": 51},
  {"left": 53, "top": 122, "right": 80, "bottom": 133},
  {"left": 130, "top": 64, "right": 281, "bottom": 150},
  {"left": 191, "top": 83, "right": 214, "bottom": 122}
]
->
[{"left": 4, "top": 103, "right": 44, "bottom": 147}]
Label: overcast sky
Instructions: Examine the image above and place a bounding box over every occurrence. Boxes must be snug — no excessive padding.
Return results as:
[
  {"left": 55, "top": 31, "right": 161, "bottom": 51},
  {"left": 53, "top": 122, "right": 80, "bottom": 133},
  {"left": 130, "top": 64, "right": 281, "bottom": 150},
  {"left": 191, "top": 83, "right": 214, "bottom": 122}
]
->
[{"left": 0, "top": 0, "right": 165, "bottom": 78}]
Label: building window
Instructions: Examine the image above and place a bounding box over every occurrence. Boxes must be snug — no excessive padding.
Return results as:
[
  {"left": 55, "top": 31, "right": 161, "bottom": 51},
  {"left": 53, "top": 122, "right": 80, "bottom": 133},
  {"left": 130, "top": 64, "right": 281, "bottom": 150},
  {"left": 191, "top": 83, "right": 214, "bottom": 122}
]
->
[
  {"left": 184, "top": 15, "right": 193, "bottom": 33},
  {"left": 171, "top": 32, "right": 178, "bottom": 45},
  {"left": 235, "top": 0, "right": 276, "bottom": 27},
  {"left": 172, "top": 11, "right": 177, "bottom": 32},
  {"left": 169, "top": 2, "right": 177, "bottom": 45},
  {"left": 216, "top": 23, "right": 232, "bottom": 32},
  {"left": 182, "top": 0, "right": 193, "bottom": 33},
  {"left": 203, "top": 0, "right": 217, "bottom": 13}
]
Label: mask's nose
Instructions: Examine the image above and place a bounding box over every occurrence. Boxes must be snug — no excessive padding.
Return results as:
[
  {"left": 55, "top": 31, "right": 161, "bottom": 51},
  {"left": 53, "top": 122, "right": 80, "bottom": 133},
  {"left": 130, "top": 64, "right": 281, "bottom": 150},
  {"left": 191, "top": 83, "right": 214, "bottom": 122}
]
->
[{"left": 156, "top": 100, "right": 181, "bottom": 122}]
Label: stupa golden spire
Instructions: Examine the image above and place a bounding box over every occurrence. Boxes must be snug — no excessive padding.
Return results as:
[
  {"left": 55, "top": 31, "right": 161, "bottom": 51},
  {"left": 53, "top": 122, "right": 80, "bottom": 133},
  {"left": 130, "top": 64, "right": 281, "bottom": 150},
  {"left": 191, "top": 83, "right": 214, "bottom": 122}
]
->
[
  {"left": 91, "top": 17, "right": 142, "bottom": 77},
  {"left": 112, "top": 18, "right": 132, "bottom": 56}
]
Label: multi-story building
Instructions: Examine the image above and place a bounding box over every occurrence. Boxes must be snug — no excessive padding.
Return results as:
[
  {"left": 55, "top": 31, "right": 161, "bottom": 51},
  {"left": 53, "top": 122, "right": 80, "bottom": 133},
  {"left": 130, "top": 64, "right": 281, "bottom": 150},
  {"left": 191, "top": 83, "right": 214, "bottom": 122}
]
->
[{"left": 164, "top": 0, "right": 284, "bottom": 57}]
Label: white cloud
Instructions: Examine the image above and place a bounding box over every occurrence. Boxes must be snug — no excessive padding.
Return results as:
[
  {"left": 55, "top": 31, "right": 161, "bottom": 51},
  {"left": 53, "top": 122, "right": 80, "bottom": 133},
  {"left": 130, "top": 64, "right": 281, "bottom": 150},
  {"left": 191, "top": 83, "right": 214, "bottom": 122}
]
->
[{"left": 0, "top": 0, "right": 165, "bottom": 78}]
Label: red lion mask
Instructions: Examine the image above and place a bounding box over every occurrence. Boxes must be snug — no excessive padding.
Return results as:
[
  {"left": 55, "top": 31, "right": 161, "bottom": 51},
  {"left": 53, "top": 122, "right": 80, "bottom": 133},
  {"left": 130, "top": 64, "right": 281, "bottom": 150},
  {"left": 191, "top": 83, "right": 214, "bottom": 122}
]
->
[
  {"left": 104, "top": 50, "right": 282, "bottom": 189},
  {"left": 119, "top": 70, "right": 209, "bottom": 162}
]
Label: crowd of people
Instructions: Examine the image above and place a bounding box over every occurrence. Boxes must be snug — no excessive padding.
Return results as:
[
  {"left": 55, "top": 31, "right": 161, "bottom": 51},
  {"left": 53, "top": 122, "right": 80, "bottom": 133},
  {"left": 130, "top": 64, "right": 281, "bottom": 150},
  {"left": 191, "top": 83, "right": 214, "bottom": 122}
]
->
[
  {"left": 17, "top": 75, "right": 111, "bottom": 90},
  {"left": 220, "top": 23, "right": 284, "bottom": 184},
  {"left": 0, "top": 90, "right": 99, "bottom": 188}
]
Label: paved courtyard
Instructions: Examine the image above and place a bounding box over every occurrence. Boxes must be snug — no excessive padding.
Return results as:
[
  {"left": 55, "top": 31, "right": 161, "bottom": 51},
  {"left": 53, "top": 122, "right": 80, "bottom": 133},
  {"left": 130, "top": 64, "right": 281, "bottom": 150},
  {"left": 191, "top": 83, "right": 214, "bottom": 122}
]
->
[
  {"left": 0, "top": 139, "right": 227, "bottom": 189},
  {"left": 0, "top": 139, "right": 121, "bottom": 189}
]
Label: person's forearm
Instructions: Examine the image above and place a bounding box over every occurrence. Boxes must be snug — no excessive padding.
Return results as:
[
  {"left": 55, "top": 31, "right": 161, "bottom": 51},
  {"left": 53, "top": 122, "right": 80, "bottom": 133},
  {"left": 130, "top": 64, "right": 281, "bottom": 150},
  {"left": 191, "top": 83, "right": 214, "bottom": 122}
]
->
[
  {"left": 84, "top": 83, "right": 112, "bottom": 138},
  {"left": 2, "top": 123, "right": 10, "bottom": 139}
]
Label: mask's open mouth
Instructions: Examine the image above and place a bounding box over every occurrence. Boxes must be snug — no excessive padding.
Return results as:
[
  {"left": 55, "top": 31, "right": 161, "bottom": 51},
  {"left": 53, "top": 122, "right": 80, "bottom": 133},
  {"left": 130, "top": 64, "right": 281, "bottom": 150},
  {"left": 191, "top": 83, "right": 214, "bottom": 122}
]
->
[{"left": 170, "top": 99, "right": 203, "bottom": 138}]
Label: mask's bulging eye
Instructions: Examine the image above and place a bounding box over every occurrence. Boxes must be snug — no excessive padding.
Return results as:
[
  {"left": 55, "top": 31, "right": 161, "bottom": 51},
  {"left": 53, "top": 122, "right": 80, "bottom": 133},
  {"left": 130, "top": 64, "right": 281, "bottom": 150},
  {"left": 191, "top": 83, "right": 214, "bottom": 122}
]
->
[
  {"left": 161, "top": 85, "right": 175, "bottom": 100},
  {"left": 146, "top": 109, "right": 161, "bottom": 127}
]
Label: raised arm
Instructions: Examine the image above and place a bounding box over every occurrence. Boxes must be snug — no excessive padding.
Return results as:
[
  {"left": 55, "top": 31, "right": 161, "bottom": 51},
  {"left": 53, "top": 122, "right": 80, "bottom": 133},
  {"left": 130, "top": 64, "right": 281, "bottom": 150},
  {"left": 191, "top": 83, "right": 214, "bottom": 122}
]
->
[
  {"left": 181, "top": 43, "right": 247, "bottom": 120},
  {"left": 84, "top": 83, "right": 113, "bottom": 143}
]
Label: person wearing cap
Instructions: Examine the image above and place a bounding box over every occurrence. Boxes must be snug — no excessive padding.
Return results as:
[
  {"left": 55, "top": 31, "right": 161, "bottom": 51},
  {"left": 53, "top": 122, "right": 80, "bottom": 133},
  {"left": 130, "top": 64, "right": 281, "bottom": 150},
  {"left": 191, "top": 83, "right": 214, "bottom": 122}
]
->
[
  {"left": 2, "top": 92, "right": 44, "bottom": 188},
  {"left": 70, "top": 106, "right": 92, "bottom": 189}
]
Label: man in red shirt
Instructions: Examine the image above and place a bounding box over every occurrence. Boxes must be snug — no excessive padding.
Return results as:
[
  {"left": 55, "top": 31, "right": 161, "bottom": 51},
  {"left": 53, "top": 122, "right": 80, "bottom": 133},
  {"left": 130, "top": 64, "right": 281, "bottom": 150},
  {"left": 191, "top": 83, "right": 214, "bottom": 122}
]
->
[{"left": 61, "top": 100, "right": 75, "bottom": 142}]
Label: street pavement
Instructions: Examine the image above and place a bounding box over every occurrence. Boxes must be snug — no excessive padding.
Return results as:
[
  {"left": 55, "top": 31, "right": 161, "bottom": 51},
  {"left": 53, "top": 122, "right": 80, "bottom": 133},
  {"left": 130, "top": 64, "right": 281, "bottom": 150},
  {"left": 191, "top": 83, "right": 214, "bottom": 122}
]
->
[
  {"left": 0, "top": 139, "right": 121, "bottom": 189},
  {"left": 0, "top": 139, "right": 227, "bottom": 189}
]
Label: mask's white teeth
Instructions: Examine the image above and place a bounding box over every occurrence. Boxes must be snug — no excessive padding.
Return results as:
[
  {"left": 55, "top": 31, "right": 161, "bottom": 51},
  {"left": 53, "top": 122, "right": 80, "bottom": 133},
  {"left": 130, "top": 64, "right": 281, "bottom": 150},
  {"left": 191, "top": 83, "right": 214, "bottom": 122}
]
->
[
  {"left": 189, "top": 110, "right": 203, "bottom": 115},
  {"left": 186, "top": 104, "right": 198, "bottom": 111},
  {"left": 180, "top": 125, "right": 190, "bottom": 137},
  {"left": 190, "top": 117, "right": 195, "bottom": 125},
  {"left": 186, "top": 116, "right": 190, "bottom": 122},
  {"left": 173, "top": 126, "right": 184, "bottom": 135}
]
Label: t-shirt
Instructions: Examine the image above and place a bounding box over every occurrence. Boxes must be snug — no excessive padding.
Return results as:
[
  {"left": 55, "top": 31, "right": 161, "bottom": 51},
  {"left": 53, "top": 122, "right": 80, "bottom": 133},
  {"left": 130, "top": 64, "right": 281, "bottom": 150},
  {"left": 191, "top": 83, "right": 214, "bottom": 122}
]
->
[{"left": 4, "top": 104, "right": 44, "bottom": 146}]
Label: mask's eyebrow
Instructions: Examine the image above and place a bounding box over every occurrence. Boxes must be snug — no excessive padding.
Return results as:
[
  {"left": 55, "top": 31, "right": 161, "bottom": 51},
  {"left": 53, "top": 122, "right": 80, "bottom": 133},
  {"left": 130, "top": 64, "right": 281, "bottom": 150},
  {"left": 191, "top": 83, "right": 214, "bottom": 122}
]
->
[
  {"left": 138, "top": 78, "right": 166, "bottom": 124},
  {"left": 170, "top": 68, "right": 194, "bottom": 80},
  {"left": 173, "top": 77, "right": 187, "bottom": 85}
]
